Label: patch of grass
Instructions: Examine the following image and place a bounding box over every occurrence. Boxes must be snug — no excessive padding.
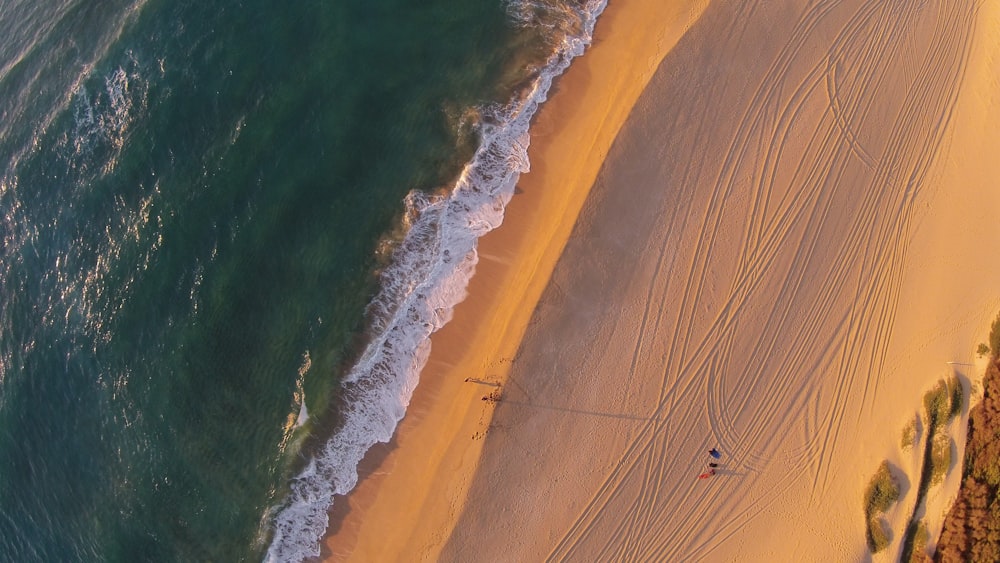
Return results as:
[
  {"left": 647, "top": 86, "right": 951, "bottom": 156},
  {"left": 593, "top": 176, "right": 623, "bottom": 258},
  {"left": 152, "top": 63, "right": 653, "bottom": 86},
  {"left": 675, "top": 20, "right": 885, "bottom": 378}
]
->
[
  {"left": 902, "top": 520, "right": 930, "bottom": 563},
  {"left": 864, "top": 460, "right": 900, "bottom": 553},
  {"left": 913, "top": 520, "right": 929, "bottom": 555},
  {"left": 930, "top": 434, "right": 952, "bottom": 485},
  {"left": 978, "top": 342, "right": 990, "bottom": 357},
  {"left": 950, "top": 377, "right": 963, "bottom": 419},
  {"left": 924, "top": 380, "right": 951, "bottom": 427},
  {"left": 901, "top": 416, "right": 917, "bottom": 450},
  {"left": 924, "top": 377, "right": 962, "bottom": 428},
  {"left": 865, "top": 461, "right": 901, "bottom": 516},
  {"left": 868, "top": 516, "right": 891, "bottom": 554}
]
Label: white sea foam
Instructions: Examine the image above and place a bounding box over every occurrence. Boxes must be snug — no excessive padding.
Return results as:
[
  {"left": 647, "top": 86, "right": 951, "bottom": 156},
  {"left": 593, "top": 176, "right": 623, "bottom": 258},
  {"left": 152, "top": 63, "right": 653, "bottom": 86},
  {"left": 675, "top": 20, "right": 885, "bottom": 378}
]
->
[
  {"left": 68, "top": 51, "right": 148, "bottom": 174},
  {"left": 264, "top": 1, "right": 607, "bottom": 560}
]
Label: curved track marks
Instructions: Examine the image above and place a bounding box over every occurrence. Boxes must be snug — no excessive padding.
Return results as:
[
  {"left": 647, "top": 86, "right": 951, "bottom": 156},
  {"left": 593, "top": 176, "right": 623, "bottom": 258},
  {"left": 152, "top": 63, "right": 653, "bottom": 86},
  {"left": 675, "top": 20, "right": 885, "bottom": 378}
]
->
[{"left": 546, "top": 1, "right": 977, "bottom": 560}]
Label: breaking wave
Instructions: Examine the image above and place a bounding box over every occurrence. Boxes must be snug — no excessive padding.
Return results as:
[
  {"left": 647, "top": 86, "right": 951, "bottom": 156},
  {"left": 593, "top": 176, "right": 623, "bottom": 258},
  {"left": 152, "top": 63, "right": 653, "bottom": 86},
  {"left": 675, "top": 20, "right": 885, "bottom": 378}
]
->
[{"left": 265, "top": 0, "right": 607, "bottom": 560}]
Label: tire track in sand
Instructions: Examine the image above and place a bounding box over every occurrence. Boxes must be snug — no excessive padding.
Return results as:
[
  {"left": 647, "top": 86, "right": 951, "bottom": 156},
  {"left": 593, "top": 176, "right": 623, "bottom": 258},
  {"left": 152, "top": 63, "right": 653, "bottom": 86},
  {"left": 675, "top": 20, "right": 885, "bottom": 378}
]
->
[{"left": 545, "top": 1, "right": 976, "bottom": 560}]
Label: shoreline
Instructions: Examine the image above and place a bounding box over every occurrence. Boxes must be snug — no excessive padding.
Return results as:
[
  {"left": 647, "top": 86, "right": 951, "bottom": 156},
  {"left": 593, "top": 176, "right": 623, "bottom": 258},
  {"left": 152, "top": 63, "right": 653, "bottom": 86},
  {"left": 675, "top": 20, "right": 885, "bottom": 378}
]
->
[{"left": 317, "top": 0, "right": 711, "bottom": 559}]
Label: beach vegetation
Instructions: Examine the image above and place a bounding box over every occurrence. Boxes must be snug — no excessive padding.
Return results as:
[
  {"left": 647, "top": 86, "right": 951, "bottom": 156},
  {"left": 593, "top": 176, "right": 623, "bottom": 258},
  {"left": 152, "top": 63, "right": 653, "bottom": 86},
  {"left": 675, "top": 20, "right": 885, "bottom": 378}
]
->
[
  {"left": 950, "top": 377, "right": 963, "bottom": 419},
  {"left": 900, "top": 378, "right": 963, "bottom": 558},
  {"left": 865, "top": 461, "right": 901, "bottom": 516},
  {"left": 979, "top": 342, "right": 990, "bottom": 357},
  {"left": 923, "top": 377, "right": 962, "bottom": 428},
  {"left": 901, "top": 416, "right": 918, "bottom": 450},
  {"left": 936, "top": 316, "right": 1000, "bottom": 560},
  {"left": 965, "top": 360, "right": 1000, "bottom": 488},
  {"left": 930, "top": 434, "right": 952, "bottom": 486},
  {"left": 924, "top": 380, "right": 949, "bottom": 427},
  {"left": 902, "top": 520, "right": 930, "bottom": 563},
  {"left": 868, "top": 516, "right": 892, "bottom": 554},
  {"left": 864, "top": 460, "right": 899, "bottom": 553}
]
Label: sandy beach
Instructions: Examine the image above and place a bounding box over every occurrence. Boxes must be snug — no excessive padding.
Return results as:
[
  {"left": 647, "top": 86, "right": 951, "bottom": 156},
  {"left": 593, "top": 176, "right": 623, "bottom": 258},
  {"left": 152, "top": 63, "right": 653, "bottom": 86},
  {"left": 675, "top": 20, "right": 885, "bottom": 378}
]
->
[{"left": 323, "top": 0, "right": 1000, "bottom": 561}]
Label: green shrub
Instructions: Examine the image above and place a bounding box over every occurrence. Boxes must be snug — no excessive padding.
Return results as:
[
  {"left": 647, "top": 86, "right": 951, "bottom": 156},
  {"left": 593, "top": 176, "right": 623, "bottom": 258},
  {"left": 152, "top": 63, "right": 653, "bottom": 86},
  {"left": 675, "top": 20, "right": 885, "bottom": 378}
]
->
[
  {"left": 923, "top": 377, "right": 962, "bottom": 427},
  {"left": 924, "top": 380, "right": 951, "bottom": 428},
  {"left": 865, "top": 461, "right": 900, "bottom": 517},
  {"left": 864, "top": 463, "right": 900, "bottom": 552},
  {"left": 901, "top": 416, "right": 917, "bottom": 450},
  {"left": 931, "top": 434, "right": 953, "bottom": 486},
  {"left": 950, "top": 377, "right": 963, "bottom": 420},
  {"left": 904, "top": 520, "right": 930, "bottom": 562},
  {"left": 867, "top": 516, "right": 891, "bottom": 553},
  {"left": 979, "top": 342, "right": 991, "bottom": 357},
  {"left": 914, "top": 519, "right": 929, "bottom": 547}
]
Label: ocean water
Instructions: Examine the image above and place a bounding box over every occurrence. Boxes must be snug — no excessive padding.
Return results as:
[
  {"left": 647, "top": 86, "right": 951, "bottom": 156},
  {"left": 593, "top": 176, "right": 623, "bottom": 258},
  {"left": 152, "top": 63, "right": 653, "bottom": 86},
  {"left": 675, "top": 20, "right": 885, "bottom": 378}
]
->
[{"left": 0, "top": 0, "right": 603, "bottom": 560}]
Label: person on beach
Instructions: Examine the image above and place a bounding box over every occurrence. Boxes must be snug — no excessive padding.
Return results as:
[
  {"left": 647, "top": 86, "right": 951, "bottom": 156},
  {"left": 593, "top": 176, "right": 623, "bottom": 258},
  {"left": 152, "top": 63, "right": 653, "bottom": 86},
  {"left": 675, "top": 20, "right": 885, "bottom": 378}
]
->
[
  {"left": 709, "top": 448, "right": 721, "bottom": 459},
  {"left": 698, "top": 469, "right": 716, "bottom": 479},
  {"left": 708, "top": 462, "right": 719, "bottom": 468}
]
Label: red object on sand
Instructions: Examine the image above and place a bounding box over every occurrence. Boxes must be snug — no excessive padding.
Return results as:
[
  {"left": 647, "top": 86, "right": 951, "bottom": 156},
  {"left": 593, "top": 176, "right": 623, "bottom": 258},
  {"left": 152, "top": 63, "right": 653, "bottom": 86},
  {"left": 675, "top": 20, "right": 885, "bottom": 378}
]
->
[{"left": 697, "top": 471, "right": 712, "bottom": 479}]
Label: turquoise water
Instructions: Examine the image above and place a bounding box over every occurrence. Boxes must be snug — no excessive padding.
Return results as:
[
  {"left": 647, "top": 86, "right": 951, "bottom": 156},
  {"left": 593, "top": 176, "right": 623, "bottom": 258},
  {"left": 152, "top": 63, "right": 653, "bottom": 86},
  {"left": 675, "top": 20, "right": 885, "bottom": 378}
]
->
[{"left": 0, "top": 0, "right": 602, "bottom": 560}]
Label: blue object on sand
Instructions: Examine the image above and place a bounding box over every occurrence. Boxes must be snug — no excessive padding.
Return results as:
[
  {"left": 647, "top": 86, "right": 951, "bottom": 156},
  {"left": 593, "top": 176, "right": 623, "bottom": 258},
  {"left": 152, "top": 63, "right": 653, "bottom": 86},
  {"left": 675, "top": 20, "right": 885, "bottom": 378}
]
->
[{"left": 709, "top": 448, "right": 721, "bottom": 459}]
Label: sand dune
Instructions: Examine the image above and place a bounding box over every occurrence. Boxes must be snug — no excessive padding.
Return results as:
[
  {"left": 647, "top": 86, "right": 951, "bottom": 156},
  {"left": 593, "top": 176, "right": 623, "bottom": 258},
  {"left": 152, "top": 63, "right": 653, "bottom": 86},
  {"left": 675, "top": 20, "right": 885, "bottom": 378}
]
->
[{"left": 324, "top": 0, "right": 1000, "bottom": 560}]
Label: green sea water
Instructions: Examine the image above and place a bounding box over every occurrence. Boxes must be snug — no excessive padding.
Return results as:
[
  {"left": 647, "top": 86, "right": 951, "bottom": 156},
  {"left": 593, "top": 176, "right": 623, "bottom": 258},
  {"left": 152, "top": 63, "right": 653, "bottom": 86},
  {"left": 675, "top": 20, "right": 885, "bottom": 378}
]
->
[{"left": 0, "top": 0, "right": 601, "bottom": 560}]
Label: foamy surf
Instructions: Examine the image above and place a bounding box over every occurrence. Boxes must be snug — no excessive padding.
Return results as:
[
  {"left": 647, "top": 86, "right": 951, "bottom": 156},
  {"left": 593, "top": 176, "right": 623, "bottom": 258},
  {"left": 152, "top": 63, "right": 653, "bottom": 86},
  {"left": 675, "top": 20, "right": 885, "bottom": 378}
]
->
[{"left": 264, "top": 1, "right": 607, "bottom": 560}]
